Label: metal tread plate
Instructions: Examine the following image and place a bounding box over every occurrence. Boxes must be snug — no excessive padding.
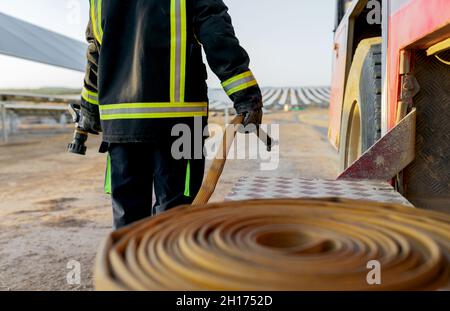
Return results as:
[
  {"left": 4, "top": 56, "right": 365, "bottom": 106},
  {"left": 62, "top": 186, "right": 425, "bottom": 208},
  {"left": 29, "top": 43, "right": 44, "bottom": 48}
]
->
[
  {"left": 226, "top": 176, "right": 412, "bottom": 206},
  {"left": 405, "top": 50, "right": 450, "bottom": 212}
]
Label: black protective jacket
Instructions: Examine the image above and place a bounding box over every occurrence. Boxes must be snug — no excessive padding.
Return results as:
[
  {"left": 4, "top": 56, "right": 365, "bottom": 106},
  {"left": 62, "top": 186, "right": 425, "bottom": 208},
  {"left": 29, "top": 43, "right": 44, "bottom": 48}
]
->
[{"left": 81, "top": 0, "right": 262, "bottom": 143}]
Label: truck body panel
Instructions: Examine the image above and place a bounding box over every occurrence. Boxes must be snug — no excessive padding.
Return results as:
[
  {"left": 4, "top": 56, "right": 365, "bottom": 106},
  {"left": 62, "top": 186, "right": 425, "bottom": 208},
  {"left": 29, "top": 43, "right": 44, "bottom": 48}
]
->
[{"left": 329, "top": 0, "right": 450, "bottom": 147}]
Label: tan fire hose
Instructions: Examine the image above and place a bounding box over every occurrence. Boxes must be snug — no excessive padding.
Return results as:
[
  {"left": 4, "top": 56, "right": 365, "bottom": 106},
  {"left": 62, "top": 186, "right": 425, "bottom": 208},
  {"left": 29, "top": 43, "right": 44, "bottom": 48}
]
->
[
  {"left": 193, "top": 115, "right": 244, "bottom": 205},
  {"left": 95, "top": 117, "right": 450, "bottom": 291}
]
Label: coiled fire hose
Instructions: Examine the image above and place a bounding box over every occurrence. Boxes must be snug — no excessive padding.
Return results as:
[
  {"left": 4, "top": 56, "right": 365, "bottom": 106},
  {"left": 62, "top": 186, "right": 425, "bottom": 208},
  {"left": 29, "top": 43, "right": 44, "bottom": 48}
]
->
[{"left": 95, "top": 117, "right": 450, "bottom": 291}]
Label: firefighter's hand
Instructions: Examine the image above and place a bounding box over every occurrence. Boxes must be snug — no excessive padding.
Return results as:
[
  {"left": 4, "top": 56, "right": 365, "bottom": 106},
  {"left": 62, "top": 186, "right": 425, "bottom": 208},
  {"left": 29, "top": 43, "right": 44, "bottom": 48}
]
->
[
  {"left": 234, "top": 93, "right": 263, "bottom": 134},
  {"left": 80, "top": 104, "right": 102, "bottom": 135},
  {"left": 240, "top": 108, "right": 263, "bottom": 134},
  {"left": 82, "top": 117, "right": 101, "bottom": 135}
]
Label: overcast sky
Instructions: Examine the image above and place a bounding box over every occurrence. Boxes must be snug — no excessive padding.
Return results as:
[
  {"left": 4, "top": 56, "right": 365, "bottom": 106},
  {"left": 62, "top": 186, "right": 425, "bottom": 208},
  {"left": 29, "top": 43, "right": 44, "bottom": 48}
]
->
[{"left": 0, "top": 0, "right": 335, "bottom": 89}]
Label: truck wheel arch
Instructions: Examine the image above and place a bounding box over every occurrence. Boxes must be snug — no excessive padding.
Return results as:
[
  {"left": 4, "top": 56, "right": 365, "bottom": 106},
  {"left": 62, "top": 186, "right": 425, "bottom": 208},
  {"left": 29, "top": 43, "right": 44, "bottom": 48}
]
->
[{"left": 339, "top": 37, "right": 382, "bottom": 170}]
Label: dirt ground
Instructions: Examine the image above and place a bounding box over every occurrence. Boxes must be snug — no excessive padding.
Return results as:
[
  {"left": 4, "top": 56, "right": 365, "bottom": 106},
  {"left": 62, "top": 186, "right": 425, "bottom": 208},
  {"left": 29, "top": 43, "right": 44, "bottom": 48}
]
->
[{"left": 0, "top": 108, "right": 338, "bottom": 291}]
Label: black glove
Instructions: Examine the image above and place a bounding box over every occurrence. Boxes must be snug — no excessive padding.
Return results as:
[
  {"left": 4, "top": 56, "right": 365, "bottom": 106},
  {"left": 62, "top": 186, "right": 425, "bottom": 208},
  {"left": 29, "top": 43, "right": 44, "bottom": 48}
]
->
[
  {"left": 235, "top": 94, "right": 263, "bottom": 134},
  {"left": 80, "top": 102, "right": 102, "bottom": 135},
  {"left": 243, "top": 108, "right": 263, "bottom": 126},
  {"left": 232, "top": 108, "right": 263, "bottom": 134}
]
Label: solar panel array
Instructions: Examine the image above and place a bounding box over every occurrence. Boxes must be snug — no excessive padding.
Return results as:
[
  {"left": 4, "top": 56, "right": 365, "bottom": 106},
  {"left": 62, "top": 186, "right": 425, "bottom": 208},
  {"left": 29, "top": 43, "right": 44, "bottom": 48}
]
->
[
  {"left": 209, "top": 87, "right": 331, "bottom": 111},
  {"left": 0, "top": 12, "right": 86, "bottom": 72}
]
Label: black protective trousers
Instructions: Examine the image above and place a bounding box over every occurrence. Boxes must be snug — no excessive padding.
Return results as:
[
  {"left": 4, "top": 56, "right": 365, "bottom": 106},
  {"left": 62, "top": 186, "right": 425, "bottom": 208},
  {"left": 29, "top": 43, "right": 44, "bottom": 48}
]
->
[{"left": 107, "top": 143, "right": 205, "bottom": 230}]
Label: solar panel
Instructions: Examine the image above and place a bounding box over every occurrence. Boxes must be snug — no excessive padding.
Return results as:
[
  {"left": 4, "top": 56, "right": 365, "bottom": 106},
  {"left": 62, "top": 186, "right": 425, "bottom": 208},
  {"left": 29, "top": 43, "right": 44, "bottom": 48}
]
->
[{"left": 0, "top": 12, "right": 86, "bottom": 72}]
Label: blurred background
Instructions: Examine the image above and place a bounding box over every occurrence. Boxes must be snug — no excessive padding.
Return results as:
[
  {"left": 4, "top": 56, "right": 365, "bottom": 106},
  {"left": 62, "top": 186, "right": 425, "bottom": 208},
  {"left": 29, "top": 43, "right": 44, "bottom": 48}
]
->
[
  {"left": 0, "top": 0, "right": 334, "bottom": 89},
  {"left": 0, "top": 0, "right": 336, "bottom": 138}
]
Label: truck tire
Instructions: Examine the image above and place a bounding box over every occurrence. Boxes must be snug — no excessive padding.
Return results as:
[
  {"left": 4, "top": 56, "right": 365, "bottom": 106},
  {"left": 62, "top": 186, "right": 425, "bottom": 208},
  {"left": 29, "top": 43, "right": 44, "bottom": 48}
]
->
[{"left": 339, "top": 37, "right": 382, "bottom": 171}]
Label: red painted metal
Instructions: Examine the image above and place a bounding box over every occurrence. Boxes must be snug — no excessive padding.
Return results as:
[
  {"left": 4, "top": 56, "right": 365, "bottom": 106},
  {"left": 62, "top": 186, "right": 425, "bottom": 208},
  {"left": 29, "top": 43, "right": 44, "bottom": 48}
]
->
[
  {"left": 387, "top": 0, "right": 450, "bottom": 129},
  {"left": 338, "top": 109, "right": 416, "bottom": 181},
  {"left": 329, "top": 0, "right": 450, "bottom": 150},
  {"left": 329, "top": 23, "right": 349, "bottom": 150}
]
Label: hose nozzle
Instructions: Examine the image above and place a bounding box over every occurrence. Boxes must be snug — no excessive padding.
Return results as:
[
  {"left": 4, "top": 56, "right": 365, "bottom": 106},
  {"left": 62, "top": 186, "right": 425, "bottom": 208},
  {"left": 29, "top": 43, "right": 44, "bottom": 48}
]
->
[{"left": 67, "top": 103, "right": 89, "bottom": 155}]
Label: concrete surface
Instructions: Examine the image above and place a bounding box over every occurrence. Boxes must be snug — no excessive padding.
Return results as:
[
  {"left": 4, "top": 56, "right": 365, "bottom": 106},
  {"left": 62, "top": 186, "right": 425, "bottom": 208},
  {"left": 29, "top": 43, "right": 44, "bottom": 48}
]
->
[{"left": 0, "top": 108, "right": 338, "bottom": 290}]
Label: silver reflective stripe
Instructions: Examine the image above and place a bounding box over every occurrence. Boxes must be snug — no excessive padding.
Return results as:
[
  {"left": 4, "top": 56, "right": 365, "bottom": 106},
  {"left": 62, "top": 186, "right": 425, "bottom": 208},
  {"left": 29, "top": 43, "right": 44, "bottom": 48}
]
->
[
  {"left": 221, "top": 71, "right": 258, "bottom": 96},
  {"left": 171, "top": 0, "right": 186, "bottom": 102},
  {"left": 101, "top": 106, "right": 207, "bottom": 116},
  {"left": 223, "top": 75, "right": 256, "bottom": 93},
  {"left": 82, "top": 87, "right": 98, "bottom": 105}
]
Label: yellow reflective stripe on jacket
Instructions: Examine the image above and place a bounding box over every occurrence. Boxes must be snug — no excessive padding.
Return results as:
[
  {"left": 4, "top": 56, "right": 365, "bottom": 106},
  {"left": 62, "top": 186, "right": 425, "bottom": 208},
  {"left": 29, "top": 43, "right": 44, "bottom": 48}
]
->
[
  {"left": 222, "top": 71, "right": 258, "bottom": 96},
  {"left": 101, "top": 112, "right": 207, "bottom": 120},
  {"left": 170, "top": 0, "right": 187, "bottom": 103},
  {"left": 99, "top": 102, "right": 208, "bottom": 120},
  {"left": 81, "top": 87, "right": 99, "bottom": 105},
  {"left": 90, "top": 0, "right": 103, "bottom": 44}
]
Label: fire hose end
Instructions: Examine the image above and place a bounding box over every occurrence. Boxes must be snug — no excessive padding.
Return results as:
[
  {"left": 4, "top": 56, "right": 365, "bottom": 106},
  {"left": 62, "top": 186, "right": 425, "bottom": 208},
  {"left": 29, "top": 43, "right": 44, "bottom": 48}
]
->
[{"left": 68, "top": 128, "right": 88, "bottom": 155}]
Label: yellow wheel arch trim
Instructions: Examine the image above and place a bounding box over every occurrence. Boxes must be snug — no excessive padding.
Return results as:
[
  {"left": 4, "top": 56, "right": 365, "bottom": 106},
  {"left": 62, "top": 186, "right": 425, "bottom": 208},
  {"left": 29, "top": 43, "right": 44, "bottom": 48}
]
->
[
  {"left": 435, "top": 55, "right": 450, "bottom": 66},
  {"left": 427, "top": 38, "right": 450, "bottom": 66},
  {"left": 426, "top": 38, "right": 450, "bottom": 56}
]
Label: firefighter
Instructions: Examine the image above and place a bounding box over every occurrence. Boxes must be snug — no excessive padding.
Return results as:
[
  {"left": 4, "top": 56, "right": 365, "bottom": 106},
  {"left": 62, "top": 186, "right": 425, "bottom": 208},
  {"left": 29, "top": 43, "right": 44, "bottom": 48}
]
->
[{"left": 81, "top": 0, "right": 263, "bottom": 229}]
